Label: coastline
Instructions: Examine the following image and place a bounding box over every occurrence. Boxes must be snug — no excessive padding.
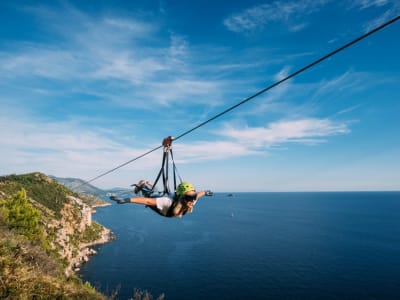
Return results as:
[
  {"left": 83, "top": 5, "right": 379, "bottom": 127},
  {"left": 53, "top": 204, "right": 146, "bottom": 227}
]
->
[
  {"left": 91, "top": 201, "right": 112, "bottom": 214},
  {"left": 69, "top": 219, "right": 115, "bottom": 274},
  {"left": 68, "top": 226, "right": 115, "bottom": 274},
  {"left": 68, "top": 200, "right": 114, "bottom": 275}
]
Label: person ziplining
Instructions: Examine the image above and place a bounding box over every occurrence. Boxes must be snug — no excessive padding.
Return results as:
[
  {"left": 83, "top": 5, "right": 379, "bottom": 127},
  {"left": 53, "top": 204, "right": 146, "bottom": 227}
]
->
[{"left": 110, "top": 136, "right": 213, "bottom": 218}]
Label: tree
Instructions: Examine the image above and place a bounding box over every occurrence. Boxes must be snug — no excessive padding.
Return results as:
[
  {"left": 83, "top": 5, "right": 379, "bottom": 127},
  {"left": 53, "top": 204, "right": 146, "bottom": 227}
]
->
[{"left": 4, "top": 189, "right": 42, "bottom": 240}]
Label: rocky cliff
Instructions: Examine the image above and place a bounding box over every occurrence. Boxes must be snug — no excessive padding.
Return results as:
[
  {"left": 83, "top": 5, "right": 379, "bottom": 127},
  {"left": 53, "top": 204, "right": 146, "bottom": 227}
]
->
[{"left": 0, "top": 172, "right": 113, "bottom": 276}]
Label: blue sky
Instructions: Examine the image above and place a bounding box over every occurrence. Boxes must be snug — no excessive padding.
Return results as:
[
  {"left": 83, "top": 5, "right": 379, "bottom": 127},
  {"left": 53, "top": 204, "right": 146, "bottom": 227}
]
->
[{"left": 1, "top": 0, "right": 399, "bottom": 192}]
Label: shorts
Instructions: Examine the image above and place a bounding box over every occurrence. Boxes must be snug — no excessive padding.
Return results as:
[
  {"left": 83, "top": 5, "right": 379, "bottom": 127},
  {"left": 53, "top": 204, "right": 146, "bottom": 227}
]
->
[{"left": 156, "top": 196, "right": 173, "bottom": 216}]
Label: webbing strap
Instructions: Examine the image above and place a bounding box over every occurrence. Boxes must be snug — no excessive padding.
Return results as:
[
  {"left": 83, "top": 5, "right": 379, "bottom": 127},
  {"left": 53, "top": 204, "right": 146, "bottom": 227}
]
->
[
  {"left": 149, "top": 136, "right": 182, "bottom": 197},
  {"left": 150, "top": 150, "right": 167, "bottom": 195},
  {"left": 164, "top": 150, "right": 169, "bottom": 194},
  {"left": 170, "top": 149, "right": 177, "bottom": 192},
  {"left": 150, "top": 147, "right": 177, "bottom": 196}
]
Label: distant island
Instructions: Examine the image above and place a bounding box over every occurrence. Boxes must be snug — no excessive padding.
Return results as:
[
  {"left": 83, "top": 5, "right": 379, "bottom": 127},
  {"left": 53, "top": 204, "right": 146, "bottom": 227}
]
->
[{"left": 0, "top": 172, "right": 114, "bottom": 299}]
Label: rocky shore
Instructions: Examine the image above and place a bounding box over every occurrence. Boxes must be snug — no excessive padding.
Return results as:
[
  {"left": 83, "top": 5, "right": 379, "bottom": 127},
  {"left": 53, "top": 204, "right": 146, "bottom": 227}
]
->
[
  {"left": 55, "top": 197, "right": 116, "bottom": 277},
  {"left": 0, "top": 172, "right": 117, "bottom": 296},
  {"left": 69, "top": 225, "right": 115, "bottom": 274}
]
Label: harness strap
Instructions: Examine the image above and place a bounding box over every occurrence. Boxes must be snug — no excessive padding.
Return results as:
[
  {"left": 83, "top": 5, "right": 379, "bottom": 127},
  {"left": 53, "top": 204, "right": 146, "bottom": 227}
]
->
[
  {"left": 170, "top": 149, "right": 179, "bottom": 193},
  {"left": 149, "top": 136, "right": 178, "bottom": 196},
  {"left": 149, "top": 150, "right": 167, "bottom": 195}
]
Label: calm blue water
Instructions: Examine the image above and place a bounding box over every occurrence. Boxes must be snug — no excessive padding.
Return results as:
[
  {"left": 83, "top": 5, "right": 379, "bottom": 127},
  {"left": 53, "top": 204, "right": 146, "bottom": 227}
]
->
[{"left": 80, "top": 192, "right": 400, "bottom": 299}]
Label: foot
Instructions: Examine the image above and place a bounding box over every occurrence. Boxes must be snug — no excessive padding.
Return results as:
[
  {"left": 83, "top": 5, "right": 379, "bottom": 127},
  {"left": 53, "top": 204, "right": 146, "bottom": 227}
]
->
[
  {"left": 110, "top": 196, "right": 131, "bottom": 204},
  {"left": 133, "top": 184, "right": 142, "bottom": 194},
  {"left": 132, "top": 180, "right": 152, "bottom": 194}
]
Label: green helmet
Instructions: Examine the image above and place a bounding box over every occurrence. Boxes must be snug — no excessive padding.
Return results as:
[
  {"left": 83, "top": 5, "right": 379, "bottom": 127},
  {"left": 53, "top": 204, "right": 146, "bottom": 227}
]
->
[{"left": 177, "top": 182, "right": 195, "bottom": 196}]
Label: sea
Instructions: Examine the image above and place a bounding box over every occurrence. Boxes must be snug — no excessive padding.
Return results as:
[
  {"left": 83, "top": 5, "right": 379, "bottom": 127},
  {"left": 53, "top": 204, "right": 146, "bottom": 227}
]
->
[{"left": 79, "top": 192, "right": 400, "bottom": 300}]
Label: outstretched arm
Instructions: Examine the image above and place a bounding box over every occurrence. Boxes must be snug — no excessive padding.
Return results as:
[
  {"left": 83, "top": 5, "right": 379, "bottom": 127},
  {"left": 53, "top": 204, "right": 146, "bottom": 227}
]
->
[
  {"left": 196, "top": 190, "right": 213, "bottom": 200},
  {"left": 110, "top": 196, "right": 157, "bottom": 207},
  {"left": 131, "top": 197, "right": 157, "bottom": 206}
]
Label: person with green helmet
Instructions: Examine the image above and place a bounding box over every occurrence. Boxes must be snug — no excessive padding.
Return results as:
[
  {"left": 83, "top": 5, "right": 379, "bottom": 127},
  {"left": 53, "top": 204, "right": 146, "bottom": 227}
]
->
[{"left": 110, "top": 180, "right": 212, "bottom": 218}]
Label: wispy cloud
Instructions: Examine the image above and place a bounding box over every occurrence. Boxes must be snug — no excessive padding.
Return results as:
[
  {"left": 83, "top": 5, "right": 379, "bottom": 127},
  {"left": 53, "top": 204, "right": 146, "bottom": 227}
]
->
[
  {"left": 1, "top": 3, "right": 328, "bottom": 115},
  {"left": 312, "top": 71, "right": 369, "bottom": 99},
  {"left": 353, "top": 0, "right": 390, "bottom": 10},
  {"left": 223, "top": 0, "right": 331, "bottom": 33},
  {"left": 0, "top": 4, "right": 228, "bottom": 110},
  {"left": 0, "top": 100, "right": 350, "bottom": 180},
  {"left": 350, "top": 0, "right": 400, "bottom": 32},
  {"left": 0, "top": 111, "right": 166, "bottom": 179},
  {"left": 173, "top": 141, "right": 260, "bottom": 163},
  {"left": 227, "top": 68, "right": 371, "bottom": 120},
  {"left": 218, "top": 118, "right": 350, "bottom": 149}
]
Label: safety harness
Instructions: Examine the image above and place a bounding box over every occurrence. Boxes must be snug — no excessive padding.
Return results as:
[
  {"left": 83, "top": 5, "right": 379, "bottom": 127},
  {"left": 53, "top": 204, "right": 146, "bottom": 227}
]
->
[
  {"left": 149, "top": 136, "right": 180, "bottom": 196},
  {"left": 145, "top": 136, "right": 194, "bottom": 217}
]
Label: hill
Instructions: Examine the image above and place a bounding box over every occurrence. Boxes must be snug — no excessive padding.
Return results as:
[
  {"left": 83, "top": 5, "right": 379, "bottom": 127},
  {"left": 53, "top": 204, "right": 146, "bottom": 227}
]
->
[
  {"left": 0, "top": 172, "right": 113, "bottom": 299},
  {"left": 50, "top": 176, "right": 111, "bottom": 207},
  {"left": 50, "top": 176, "right": 105, "bottom": 196}
]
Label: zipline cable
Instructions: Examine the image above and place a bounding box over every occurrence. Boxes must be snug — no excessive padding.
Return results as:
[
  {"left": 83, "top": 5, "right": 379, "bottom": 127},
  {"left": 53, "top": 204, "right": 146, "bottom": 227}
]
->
[
  {"left": 79, "top": 15, "right": 400, "bottom": 188},
  {"left": 77, "top": 146, "right": 163, "bottom": 188}
]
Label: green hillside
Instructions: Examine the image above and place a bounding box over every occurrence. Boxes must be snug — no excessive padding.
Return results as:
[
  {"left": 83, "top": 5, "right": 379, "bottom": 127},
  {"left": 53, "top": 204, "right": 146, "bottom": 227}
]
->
[
  {"left": 0, "top": 173, "right": 109, "bottom": 299},
  {"left": 0, "top": 173, "right": 73, "bottom": 218}
]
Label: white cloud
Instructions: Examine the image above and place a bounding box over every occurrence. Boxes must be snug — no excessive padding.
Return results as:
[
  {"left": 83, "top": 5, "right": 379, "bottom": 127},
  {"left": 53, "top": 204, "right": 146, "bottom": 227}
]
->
[
  {"left": 0, "top": 47, "right": 87, "bottom": 80},
  {"left": 222, "top": 0, "right": 400, "bottom": 38},
  {"left": 273, "top": 70, "right": 376, "bottom": 118},
  {"left": 0, "top": 99, "right": 350, "bottom": 185},
  {"left": 223, "top": 0, "right": 331, "bottom": 33},
  {"left": 0, "top": 113, "right": 162, "bottom": 178},
  {"left": 94, "top": 54, "right": 168, "bottom": 84},
  {"left": 288, "top": 22, "right": 308, "bottom": 32},
  {"left": 335, "top": 104, "right": 363, "bottom": 116},
  {"left": 168, "top": 33, "right": 189, "bottom": 65},
  {"left": 173, "top": 141, "right": 260, "bottom": 163},
  {"left": 353, "top": 0, "right": 390, "bottom": 9},
  {"left": 137, "top": 118, "right": 351, "bottom": 165},
  {"left": 218, "top": 118, "right": 350, "bottom": 148},
  {"left": 363, "top": 6, "right": 400, "bottom": 32},
  {"left": 0, "top": 4, "right": 219, "bottom": 109},
  {"left": 139, "top": 79, "right": 222, "bottom": 106},
  {"left": 312, "top": 71, "right": 369, "bottom": 98},
  {"left": 350, "top": 0, "right": 400, "bottom": 32},
  {"left": 274, "top": 66, "right": 291, "bottom": 81},
  {"left": 104, "top": 17, "right": 156, "bottom": 34}
]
